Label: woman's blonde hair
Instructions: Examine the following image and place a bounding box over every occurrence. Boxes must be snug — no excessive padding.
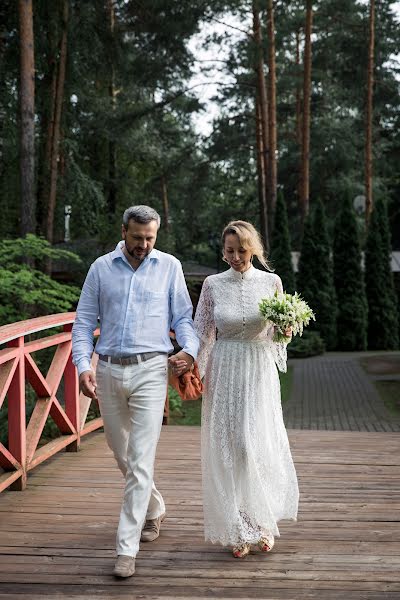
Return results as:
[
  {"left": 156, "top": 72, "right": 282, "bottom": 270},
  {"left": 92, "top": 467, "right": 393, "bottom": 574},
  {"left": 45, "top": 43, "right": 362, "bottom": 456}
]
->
[{"left": 221, "top": 220, "right": 272, "bottom": 271}]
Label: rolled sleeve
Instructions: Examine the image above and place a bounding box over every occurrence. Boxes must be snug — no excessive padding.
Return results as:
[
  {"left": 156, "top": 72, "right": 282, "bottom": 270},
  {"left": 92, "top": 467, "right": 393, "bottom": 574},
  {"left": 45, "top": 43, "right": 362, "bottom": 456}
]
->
[
  {"left": 72, "top": 264, "right": 100, "bottom": 376},
  {"left": 170, "top": 263, "right": 199, "bottom": 360}
]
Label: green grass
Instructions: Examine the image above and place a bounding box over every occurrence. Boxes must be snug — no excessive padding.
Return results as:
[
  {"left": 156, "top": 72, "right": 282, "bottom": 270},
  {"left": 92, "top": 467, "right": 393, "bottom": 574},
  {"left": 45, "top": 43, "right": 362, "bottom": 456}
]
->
[
  {"left": 374, "top": 380, "right": 400, "bottom": 416},
  {"left": 168, "top": 365, "right": 294, "bottom": 426}
]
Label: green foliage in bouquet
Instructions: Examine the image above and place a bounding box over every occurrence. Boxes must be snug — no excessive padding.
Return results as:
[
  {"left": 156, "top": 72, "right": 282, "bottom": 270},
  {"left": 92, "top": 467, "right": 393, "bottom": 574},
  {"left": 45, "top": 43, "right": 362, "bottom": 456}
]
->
[
  {"left": 333, "top": 195, "right": 368, "bottom": 350},
  {"left": 270, "top": 192, "right": 296, "bottom": 294},
  {"left": 365, "top": 198, "right": 399, "bottom": 350},
  {"left": 0, "top": 235, "right": 81, "bottom": 326},
  {"left": 259, "top": 291, "right": 315, "bottom": 343}
]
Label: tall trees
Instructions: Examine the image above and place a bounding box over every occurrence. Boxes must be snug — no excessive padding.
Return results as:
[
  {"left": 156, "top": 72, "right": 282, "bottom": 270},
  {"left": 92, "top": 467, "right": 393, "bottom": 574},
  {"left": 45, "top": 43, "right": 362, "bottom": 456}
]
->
[
  {"left": 365, "top": 0, "right": 375, "bottom": 224},
  {"left": 270, "top": 192, "right": 295, "bottom": 293},
  {"left": 253, "top": 0, "right": 270, "bottom": 249},
  {"left": 365, "top": 198, "right": 399, "bottom": 349},
  {"left": 333, "top": 196, "right": 368, "bottom": 351},
  {"left": 266, "top": 0, "right": 277, "bottom": 227},
  {"left": 299, "top": 0, "right": 313, "bottom": 223},
  {"left": 18, "top": 0, "right": 35, "bottom": 236}
]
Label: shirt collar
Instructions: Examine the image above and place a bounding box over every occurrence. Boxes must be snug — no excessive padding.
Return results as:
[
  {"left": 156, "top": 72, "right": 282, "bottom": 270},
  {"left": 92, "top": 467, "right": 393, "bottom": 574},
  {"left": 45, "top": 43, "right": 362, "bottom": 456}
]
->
[
  {"left": 229, "top": 264, "right": 256, "bottom": 280},
  {"left": 111, "top": 242, "right": 160, "bottom": 262}
]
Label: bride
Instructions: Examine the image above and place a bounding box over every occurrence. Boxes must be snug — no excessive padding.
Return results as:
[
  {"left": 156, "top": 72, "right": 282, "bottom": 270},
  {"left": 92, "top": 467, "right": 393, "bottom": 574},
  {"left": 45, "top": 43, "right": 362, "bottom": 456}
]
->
[{"left": 194, "top": 220, "right": 299, "bottom": 558}]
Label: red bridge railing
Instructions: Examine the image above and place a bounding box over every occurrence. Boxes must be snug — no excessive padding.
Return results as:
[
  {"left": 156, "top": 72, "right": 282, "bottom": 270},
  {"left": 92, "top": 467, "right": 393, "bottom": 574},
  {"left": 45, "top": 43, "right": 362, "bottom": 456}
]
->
[{"left": 0, "top": 313, "right": 102, "bottom": 493}]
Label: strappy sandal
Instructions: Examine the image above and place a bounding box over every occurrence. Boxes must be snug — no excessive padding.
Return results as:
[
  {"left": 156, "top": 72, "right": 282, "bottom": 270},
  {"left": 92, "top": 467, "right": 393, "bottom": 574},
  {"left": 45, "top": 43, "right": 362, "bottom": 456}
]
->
[
  {"left": 232, "top": 543, "right": 251, "bottom": 558},
  {"left": 258, "top": 534, "right": 275, "bottom": 552}
]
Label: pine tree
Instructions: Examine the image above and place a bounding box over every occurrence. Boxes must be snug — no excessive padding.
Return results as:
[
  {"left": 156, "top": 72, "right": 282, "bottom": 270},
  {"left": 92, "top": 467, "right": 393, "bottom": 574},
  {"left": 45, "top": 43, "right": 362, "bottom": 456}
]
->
[
  {"left": 296, "top": 213, "right": 318, "bottom": 311},
  {"left": 365, "top": 198, "right": 399, "bottom": 349},
  {"left": 270, "top": 192, "right": 295, "bottom": 293},
  {"left": 333, "top": 195, "right": 368, "bottom": 350},
  {"left": 311, "top": 199, "right": 337, "bottom": 349}
]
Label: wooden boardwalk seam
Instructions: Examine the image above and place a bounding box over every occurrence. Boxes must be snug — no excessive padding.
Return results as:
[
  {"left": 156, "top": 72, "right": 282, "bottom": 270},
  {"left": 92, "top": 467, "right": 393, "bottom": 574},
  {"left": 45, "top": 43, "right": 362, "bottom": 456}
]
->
[{"left": 0, "top": 426, "right": 399, "bottom": 599}]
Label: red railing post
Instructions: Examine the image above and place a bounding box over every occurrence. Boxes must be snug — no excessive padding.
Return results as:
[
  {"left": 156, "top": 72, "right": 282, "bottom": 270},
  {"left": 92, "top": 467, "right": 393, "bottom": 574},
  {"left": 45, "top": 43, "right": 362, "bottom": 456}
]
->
[
  {"left": 63, "top": 324, "right": 80, "bottom": 452},
  {"left": 7, "top": 337, "right": 27, "bottom": 490}
]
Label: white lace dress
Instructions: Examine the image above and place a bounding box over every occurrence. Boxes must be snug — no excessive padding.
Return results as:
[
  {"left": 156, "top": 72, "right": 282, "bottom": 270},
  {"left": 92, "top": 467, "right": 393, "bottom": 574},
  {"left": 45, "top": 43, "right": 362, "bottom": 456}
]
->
[{"left": 194, "top": 265, "right": 299, "bottom": 546}]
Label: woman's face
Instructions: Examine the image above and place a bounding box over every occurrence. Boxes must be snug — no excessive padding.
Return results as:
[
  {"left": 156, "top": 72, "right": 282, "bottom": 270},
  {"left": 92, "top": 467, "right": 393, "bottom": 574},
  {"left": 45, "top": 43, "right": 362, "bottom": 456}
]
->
[{"left": 223, "top": 233, "right": 252, "bottom": 272}]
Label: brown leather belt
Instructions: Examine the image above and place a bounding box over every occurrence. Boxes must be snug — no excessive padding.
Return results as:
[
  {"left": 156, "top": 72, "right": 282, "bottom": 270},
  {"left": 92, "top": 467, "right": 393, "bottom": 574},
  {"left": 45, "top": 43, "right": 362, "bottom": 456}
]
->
[{"left": 98, "top": 351, "right": 166, "bottom": 366}]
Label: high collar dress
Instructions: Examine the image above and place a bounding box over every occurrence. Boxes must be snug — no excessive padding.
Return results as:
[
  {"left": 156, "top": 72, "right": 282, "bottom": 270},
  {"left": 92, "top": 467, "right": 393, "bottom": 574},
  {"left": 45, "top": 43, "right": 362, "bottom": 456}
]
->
[{"left": 194, "top": 266, "right": 299, "bottom": 546}]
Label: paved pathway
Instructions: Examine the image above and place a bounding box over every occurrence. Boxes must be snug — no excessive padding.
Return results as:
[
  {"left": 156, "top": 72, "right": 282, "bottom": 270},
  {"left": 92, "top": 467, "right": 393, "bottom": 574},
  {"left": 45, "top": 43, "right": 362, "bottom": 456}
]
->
[{"left": 283, "top": 352, "right": 400, "bottom": 432}]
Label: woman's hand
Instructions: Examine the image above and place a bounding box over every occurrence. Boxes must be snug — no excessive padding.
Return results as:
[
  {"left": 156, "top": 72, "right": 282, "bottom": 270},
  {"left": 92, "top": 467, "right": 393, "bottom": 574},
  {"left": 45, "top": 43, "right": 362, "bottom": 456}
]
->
[{"left": 168, "top": 351, "right": 194, "bottom": 377}]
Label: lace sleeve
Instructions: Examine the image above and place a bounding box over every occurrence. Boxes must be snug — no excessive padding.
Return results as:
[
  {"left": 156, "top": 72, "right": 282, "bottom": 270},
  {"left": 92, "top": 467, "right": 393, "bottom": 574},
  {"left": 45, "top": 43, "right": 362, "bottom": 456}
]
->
[
  {"left": 270, "top": 275, "right": 288, "bottom": 373},
  {"left": 194, "top": 278, "right": 216, "bottom": 378}
]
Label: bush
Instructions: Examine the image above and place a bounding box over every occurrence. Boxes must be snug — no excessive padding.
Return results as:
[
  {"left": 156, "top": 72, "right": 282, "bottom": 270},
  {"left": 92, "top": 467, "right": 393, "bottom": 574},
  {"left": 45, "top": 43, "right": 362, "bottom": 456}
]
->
[
  {"left": 270, "top": 192, "right": 296, "bottom": 293},
  {"left": 365, "top": 198, "right": 399, "bottom": 350},
  {"left": 0, "top": 235, "right": 81, "bottom": 325},
  {"left": 288, "top": 331, "right": 325, "bottom": 358},
  {"left": 333, "top": 195, "right": 368, "bottom": 350}
]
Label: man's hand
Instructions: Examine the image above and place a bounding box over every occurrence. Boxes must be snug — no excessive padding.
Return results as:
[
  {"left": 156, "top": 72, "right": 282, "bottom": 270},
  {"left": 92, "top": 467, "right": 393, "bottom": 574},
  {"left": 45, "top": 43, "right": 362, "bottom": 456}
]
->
[
  {"left": 168, "top": 351, "right": 194, "bottom": 377},
  {"left": 79, "top": 370, "right": 98, "bottom": 399}
]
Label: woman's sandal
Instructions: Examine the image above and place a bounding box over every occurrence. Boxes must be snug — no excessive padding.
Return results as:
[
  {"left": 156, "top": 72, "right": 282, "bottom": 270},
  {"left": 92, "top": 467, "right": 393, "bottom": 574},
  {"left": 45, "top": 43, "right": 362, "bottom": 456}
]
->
[
  {"left": 258, "top": 535, "right": 275, "bottom": 552},
  {"left": 232, "top": 543, "right": 251, "bottom": 558}
]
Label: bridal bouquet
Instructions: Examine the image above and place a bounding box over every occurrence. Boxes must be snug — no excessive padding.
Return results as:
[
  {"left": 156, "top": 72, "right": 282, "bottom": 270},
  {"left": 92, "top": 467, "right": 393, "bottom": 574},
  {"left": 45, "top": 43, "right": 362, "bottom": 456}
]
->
[{"left": 259, "top": 291, "right": 315, "bottom": 343}]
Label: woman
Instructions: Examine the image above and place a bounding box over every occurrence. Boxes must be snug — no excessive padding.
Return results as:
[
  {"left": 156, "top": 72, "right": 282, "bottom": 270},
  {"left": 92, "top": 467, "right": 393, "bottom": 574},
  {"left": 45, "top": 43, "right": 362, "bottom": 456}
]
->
[{"left": 194, "top": 220, "right": 299, "bottom": 558}]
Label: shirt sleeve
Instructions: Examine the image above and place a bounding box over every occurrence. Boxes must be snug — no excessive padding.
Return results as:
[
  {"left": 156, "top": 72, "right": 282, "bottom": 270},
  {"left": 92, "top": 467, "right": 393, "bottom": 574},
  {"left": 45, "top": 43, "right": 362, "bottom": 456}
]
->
[
  {"left": 170, "top": 261, "right": 199, "bottom": 360},
  {"left": 72, "top": 263, "right": 100, "bottom": 376},
  {"left": 194, "top": 277, "right": 216, "bottom": 378}
]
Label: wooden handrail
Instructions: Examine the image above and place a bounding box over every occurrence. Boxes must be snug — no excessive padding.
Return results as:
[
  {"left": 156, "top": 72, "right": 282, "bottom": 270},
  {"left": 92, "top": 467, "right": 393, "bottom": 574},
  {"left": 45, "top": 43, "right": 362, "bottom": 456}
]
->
[{"left": 0, "top": 313, "right": 102, "bottom": 493}]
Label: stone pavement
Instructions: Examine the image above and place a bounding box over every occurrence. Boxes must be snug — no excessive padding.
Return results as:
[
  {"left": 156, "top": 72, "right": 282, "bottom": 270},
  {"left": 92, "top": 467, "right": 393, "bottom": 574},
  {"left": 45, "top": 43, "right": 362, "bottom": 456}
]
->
[{"left": 283, "top": 352, "right": 400, "bottom": 432}]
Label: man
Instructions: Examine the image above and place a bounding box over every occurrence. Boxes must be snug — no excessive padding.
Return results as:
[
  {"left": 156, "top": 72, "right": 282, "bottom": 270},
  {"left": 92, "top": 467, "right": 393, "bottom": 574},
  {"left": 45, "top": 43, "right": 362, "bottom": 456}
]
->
[{"left": 72, "top": 205, "right": 198, "bottom": 578}]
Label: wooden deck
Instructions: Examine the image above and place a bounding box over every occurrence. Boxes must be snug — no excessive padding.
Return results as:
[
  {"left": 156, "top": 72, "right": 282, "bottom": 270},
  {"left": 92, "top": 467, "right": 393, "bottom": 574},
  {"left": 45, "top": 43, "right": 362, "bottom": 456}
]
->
[{"left": 0, "top": 426, "right": 399, "bottom": 599}]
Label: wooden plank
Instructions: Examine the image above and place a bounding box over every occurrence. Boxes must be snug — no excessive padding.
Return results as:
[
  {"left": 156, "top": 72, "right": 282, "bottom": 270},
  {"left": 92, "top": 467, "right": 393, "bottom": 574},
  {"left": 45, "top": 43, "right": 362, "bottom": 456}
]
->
[{"left": 0, "top": 427, "right": 399, "bottom": 599}]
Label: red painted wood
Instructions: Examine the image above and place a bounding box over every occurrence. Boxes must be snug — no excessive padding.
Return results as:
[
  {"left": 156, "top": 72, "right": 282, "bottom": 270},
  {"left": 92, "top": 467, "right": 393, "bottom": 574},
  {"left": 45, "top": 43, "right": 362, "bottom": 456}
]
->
[
  {"left": 46, "top": 341, "right": 71, "bottom": 392},
  {"left": 24, "top": 331, "right": 71, "bottom": 353},
  {"left": 0, "top": 442, "right": 21, "bottom": 470},
  {"left": 0, "top": 313, "right": 76, "bottom": 346},
  {"left": 7, "top": 338, "right": 26, "bottom": 490},
  {"left": 0, "top": 357, "right": 18, "bottom": 409},
  {"left": 0, "top": 313, "right": 104, "bottom": 493}
]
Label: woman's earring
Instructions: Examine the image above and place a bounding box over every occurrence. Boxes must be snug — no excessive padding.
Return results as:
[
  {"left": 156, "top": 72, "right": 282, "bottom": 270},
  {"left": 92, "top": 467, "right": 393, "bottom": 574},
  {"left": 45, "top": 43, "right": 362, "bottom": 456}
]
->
[{"left": 250, "top": 255, "right": 254, "bottom": 263}]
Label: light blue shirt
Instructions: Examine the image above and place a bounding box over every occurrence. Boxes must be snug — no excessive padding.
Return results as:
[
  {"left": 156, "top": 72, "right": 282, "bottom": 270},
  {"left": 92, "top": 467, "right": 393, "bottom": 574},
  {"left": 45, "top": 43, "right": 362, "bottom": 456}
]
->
[{"left": 72, "top": 242, "right": 199, "bottom": 376}]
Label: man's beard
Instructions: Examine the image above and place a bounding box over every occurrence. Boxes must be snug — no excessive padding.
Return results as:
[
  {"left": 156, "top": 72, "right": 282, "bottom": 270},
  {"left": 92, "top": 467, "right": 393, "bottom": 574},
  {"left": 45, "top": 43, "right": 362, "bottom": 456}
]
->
[{"left": 125, "top": 243, "right": 148, "bottom": 260}]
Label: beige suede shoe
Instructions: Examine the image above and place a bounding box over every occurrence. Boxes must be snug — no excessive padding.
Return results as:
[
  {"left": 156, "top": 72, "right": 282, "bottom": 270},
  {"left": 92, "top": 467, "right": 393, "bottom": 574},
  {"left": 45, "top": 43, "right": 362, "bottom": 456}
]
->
[
  {"left": 141, "top": 512, "right": 166, "bottom": 542},
  {"left": 113, "top": 555, "right": 135, "bottom": 578}
]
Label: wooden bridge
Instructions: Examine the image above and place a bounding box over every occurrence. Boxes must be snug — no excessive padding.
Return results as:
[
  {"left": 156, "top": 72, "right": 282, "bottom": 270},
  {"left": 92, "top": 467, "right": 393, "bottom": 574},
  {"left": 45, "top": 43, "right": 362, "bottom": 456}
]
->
[{"left": 0, "top": 315, "right": 399, "bottom": 599}]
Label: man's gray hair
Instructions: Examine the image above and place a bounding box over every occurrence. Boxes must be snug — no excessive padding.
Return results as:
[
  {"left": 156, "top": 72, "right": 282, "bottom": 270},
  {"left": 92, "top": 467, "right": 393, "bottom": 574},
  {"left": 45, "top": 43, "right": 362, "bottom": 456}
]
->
[{"left": 122, "top": 205, "right": 161, "bottom": 229}]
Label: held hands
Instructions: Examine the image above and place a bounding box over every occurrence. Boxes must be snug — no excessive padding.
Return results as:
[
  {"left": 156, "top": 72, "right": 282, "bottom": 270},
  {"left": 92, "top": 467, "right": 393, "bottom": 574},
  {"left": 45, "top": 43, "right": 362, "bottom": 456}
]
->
[
  {"left": 79, "top": 370, "right": 98, "bottom": 400},
  {"left": 274, "top": 325, "right": 293, "bottom": 339},
  {"left": 168, "top": 351, "right": 194, "bottom": 377}
]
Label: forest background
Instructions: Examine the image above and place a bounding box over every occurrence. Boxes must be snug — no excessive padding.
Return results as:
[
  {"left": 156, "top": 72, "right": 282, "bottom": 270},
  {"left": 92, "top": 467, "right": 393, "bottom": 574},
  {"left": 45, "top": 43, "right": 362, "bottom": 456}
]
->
[{"left": 0, "top": 0, "right": 399, "bottom": 354}]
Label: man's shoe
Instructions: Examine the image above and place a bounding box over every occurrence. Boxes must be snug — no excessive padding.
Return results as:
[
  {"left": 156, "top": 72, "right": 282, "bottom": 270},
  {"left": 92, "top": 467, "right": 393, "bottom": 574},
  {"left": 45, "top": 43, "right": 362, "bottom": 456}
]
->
[
  {"left": 113, "top": 555, "right": 135, "bottom": 578},
  {"left": 141, "top": 512, "right": 166, "bottom": 542}
]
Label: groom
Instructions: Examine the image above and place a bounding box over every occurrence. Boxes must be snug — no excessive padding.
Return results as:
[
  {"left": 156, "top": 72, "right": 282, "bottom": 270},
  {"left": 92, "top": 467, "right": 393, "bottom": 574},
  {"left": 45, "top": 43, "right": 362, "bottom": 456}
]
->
[{"left": 72, "top": 205, "right": 199, "bottom": 577}]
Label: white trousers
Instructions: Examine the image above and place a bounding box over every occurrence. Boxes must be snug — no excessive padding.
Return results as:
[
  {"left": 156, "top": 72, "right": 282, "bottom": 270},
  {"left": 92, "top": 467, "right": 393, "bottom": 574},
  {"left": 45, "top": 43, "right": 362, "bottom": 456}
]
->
[{"left": 96, "top": 354, "right": 167, "bottom": 556}]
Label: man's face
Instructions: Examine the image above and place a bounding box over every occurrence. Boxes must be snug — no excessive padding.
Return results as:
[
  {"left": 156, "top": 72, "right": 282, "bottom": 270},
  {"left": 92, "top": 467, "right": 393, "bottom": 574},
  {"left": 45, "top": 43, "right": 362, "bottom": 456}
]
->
[{"left": 122, "top": 219, "right": 158, "bottom": 262}]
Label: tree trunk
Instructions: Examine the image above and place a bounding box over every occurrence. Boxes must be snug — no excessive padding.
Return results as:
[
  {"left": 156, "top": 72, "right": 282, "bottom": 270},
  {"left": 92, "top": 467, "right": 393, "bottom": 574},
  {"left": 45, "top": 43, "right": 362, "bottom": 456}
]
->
[
  {"left": 161, "top": 175, "right": 170, "bottom": 233},
  {"left": 266, "top": 0, "right": 277, "bottom": 230},
  {"left": 18, "top": 0, "right": 36, "bottom": 236},
  {"left": 38, "top": 7, "right": 58, "bottom": 236},
  {"left": 46, "top": 0, "right": 68, "bottom": 249},
  {"left": 256, "top": 99, "right": 268, "bottom": 250},
  {"left": 365, "top": 0, "right": 375, "bottom": 226},
  {"left": 107, "top": 0, "right": 117, "bottom": 215},
  {"left": 252, "top": 1, "right": 270, "bottom": 250},
  {"left": 300, "top": 0, "right": 313, "bottom": 223},
  {"left": 295, "top": 30, "right": 302, "bottom": 147}
]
